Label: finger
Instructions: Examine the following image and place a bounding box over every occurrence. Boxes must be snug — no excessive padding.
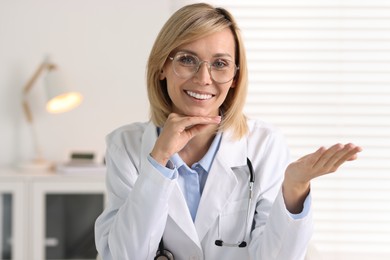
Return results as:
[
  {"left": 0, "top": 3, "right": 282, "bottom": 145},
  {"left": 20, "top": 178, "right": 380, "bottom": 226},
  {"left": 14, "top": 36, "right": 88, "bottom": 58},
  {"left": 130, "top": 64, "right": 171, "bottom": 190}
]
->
[
  {"left": 322, "top": 143, "right": 361, "bottom": 171},
  {"left": 181, "top": 116, "right": 222, "bottom": 130},
  {"left": 296, "top": 146, "right": 325, "bottom": 163},
  {"left": 162, "top": 115, "right": 221, "bottom": 143},
  {"left": 333, "top": 144, "right": 362, "bottom": 168},
  {"left": 303, "top": 146, "right": 326, "bottom": 166},
  {"left": 165, "top": 114, "right": 221, "bottom": 130},
  {"left": 346, "top": 145, "right": 363, "bottom": 161},
  {"left": 184, "top": 123, "right": 210, "bottom": 138},
  {"left": 312, "top": 143, "right": 344, "bottom": 169},
  {"left": 163, "top": 114, "right": 220, "bottom": 135},
  {"left": 182, "top": 117, "right": 222, "bottom": 139},
  {"left": 175, "top": 118, "right": 221, "bottom": 140}
]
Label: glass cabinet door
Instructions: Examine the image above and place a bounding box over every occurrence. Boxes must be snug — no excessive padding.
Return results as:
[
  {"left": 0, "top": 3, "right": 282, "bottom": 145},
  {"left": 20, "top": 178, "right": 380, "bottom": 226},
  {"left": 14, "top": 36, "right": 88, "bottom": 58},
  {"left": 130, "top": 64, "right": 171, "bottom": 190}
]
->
[
  {"left": 45, "top": 194, "right": 104, "bottom": 260},
  {"left": 0, "top": 193, "right": 12, "bottom": 260},
  {"left": 31, "top": 176, "right": 106, "bottom": 260},
  {"left": 0, "top": 179, "right": 25, "bottom": 260},
  {"left": 1, "top": 171, "right": 105, "bottom": 260}
]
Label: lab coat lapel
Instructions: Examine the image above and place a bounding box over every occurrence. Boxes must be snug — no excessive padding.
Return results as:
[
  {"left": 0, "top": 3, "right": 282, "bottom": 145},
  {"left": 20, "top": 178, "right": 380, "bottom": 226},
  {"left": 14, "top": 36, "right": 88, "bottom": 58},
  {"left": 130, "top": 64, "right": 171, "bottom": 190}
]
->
[
  {"left": 168, "top": 184, "right": 202, "bottom": 248},
  {"left": 140, "top": 122, "right": 202, "bottom": 249},
  {"left": 195, "top": 132, "right": 247, "bottom": 241}
]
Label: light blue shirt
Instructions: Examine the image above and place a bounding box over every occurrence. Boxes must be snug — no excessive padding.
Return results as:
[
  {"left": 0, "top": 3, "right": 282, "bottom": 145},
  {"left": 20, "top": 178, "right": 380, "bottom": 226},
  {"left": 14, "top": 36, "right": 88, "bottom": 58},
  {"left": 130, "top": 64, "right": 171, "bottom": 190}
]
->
[
  {"left": 148, "top": 132, "right": 222, "bottom": 221},
  {"left": 147, "top": 132, "right": 310, "bottom": 222}
]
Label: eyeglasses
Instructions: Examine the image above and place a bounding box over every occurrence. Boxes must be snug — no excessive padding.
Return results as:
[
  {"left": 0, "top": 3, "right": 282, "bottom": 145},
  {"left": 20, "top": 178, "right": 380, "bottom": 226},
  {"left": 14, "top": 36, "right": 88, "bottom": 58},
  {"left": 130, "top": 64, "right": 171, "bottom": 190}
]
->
[{"left": 169, "top": 52, "right": 239, "bottom": 84}]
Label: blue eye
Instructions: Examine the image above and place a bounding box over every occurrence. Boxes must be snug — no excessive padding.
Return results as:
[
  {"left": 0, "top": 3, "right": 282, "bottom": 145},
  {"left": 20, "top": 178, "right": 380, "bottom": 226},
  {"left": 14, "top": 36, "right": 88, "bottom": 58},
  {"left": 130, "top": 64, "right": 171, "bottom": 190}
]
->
[
  {"left": 212, "top": 59, "right": 230, "bottom": 70},
  {"left": 177, "top": 54, "right": 197, "bottom": 66}
]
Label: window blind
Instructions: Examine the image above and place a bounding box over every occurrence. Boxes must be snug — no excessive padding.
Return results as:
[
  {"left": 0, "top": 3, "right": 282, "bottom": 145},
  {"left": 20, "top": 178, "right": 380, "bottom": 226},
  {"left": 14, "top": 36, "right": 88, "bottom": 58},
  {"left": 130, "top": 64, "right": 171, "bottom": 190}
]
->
[{"left": 172, "top": 1, "right": 390, "bottom": 259}]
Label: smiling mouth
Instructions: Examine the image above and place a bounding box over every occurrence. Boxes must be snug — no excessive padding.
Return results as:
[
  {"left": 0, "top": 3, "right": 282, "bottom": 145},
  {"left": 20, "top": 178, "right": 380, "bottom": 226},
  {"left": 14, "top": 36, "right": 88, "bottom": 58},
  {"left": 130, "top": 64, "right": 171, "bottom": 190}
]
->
[{"left": 185, "top": 90, "right": 213, "bottom": 100}]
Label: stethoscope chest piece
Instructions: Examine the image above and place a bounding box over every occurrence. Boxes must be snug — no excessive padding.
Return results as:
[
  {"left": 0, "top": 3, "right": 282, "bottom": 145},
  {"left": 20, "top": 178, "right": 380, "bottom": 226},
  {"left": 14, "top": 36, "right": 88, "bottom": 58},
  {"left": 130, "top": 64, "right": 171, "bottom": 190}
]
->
[{"left": 154, "top": 249, "right": 174, "bottom": 260}]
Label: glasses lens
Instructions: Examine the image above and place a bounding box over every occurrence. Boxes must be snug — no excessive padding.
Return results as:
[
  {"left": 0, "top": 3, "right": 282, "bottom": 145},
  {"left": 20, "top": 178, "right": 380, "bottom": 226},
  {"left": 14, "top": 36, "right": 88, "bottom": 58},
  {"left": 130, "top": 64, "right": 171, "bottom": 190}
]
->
[
  {"left": 209, "top": 59, "right": 237, "bottom": 83},
  {"left": 172, "top": 52, "right": 238, "bottom": 83},
  {"left": 172, "top": 53, "right": 198, "bottom": 79}
]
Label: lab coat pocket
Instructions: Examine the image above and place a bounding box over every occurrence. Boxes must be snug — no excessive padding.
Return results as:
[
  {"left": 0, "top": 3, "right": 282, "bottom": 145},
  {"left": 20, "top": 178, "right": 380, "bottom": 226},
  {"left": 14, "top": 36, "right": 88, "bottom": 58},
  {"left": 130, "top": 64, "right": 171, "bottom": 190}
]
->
[{"left": 220, "top": 198, "right": 248, "bottom": 240}]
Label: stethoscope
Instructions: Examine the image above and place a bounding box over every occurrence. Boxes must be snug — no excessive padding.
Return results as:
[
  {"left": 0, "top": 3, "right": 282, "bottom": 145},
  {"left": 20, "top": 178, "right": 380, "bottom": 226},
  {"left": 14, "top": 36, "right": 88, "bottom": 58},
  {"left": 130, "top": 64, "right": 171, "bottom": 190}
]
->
[
  {"left": 155, "top": 238, "right": 174, "bottom": 260},
  {"left": 154, "top": 157, "right": 255, "bottom": 259}
]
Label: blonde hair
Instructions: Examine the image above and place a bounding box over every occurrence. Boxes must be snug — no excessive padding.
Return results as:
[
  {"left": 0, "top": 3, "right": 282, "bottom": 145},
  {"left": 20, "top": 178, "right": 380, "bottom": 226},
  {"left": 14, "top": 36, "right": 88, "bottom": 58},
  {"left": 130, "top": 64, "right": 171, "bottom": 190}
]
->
[{"left": 146, "top": 3, "right": 248, "bottom": 139}]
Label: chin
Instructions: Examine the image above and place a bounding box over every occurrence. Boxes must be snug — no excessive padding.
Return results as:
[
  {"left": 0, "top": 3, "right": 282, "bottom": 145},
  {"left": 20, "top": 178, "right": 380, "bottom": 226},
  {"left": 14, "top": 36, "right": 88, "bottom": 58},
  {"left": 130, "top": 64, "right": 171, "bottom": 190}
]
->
[
  {"left": 187, "top": 111, "right": 216, "bottom": 117},
  {"left": 175, "top": 106, "right": 219, "bottom": 117}
]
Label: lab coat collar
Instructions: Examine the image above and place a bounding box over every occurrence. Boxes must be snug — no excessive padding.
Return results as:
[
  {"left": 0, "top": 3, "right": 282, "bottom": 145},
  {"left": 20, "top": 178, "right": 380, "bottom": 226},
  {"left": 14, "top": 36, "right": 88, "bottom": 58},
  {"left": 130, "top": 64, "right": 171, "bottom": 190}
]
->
[{"left": 216, "top": 130, "right": 248, "bottom": 168}]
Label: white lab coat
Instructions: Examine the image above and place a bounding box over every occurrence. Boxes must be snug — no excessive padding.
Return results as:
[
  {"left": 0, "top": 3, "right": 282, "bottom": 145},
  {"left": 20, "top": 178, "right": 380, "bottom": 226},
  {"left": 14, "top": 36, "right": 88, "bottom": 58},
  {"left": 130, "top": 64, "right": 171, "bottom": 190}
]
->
[{"left": 95, "top": 119, "right": 313, "bottom": 260}]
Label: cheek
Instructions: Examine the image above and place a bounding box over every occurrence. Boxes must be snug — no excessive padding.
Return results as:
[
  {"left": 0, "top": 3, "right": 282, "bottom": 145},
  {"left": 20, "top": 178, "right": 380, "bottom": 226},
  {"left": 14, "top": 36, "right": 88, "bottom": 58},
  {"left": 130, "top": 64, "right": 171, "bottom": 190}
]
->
[
  {"left": 220, "top": 84, "right": 234, "bottom": 97},
  {"left": 166, "top": 77, "right": 185, "bottom": 99},
  {"left": 164, "top": 70, "right": 175, "bottom": 93}
]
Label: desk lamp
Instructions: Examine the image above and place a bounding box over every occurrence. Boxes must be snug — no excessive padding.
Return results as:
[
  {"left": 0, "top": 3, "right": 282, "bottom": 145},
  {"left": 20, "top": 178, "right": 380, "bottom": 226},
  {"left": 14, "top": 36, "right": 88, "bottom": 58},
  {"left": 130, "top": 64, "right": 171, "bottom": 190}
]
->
[{"left": 21, "top": 56, "right": 83, "bottom": 169}]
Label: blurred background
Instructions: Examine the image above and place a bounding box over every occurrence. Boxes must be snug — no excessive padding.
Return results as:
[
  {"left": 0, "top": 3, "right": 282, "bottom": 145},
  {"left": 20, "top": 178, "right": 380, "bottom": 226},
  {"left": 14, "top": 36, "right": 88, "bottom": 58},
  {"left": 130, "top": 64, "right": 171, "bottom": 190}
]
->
[
  {"left": 1, "top": 0, "right": 389, "bottom": 259},
  {"left": 0, "top": 0, "right": 171, "bottom": 166}
]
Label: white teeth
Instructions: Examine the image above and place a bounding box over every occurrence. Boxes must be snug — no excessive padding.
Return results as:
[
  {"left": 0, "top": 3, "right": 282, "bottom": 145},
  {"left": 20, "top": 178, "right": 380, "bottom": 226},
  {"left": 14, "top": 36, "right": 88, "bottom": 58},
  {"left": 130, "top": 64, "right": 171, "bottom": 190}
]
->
[{"left": 186, "top": 90, "right": 212, "bottom": 100}]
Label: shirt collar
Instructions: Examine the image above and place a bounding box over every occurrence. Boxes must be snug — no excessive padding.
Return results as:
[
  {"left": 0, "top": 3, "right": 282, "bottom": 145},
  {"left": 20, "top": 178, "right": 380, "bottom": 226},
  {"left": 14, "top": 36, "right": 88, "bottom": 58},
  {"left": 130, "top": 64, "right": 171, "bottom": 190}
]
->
[
  {"left": 171, "top": 132, "right": 222, "bottom": 172},
  {"left": 198, "top": 132, "right": 222, "bottom": 172}
]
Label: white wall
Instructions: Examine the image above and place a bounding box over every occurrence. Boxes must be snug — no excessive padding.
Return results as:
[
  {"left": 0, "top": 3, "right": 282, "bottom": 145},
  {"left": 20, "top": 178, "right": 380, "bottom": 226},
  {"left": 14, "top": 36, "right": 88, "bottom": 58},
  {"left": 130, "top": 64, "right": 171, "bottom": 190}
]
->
[{"left": 0, "top": 0, "right": 172, "bottom": 166}]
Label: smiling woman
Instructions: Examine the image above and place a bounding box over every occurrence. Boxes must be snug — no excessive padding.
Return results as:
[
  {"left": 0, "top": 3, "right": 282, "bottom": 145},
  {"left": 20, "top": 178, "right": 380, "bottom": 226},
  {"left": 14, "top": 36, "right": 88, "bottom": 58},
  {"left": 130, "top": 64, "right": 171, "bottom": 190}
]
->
[{"left": 94, "top": 3, "right": 361, "bottom": 260}]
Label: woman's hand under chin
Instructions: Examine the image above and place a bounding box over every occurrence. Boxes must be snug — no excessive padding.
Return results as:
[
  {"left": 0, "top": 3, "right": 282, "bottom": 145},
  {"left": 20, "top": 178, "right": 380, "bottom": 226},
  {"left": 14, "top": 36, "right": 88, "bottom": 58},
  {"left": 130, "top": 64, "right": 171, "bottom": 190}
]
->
[{"left": 150, "top": 113, "right": 221, "bottom": 166}]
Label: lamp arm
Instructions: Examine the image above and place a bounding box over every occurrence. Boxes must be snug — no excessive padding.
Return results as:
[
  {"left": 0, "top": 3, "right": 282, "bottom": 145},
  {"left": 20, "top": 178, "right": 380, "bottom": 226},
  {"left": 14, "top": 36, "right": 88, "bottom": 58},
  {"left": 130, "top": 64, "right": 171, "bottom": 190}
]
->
[
  {"left": 23, "top": 61, "right": 47, "bottom": 95},
  {"left": 22, "top": 99, "right": 33, "bottom": 124},
  {"left": 22, "top": 59, "right": 55, "bottom": 123}
]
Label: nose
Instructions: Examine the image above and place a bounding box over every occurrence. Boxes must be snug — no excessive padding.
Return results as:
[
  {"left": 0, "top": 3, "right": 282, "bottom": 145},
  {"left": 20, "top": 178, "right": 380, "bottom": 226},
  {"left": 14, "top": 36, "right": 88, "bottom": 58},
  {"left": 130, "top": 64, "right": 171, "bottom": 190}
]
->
[{"left": 194, "top": 61, "right": 213, "bottom": 85}]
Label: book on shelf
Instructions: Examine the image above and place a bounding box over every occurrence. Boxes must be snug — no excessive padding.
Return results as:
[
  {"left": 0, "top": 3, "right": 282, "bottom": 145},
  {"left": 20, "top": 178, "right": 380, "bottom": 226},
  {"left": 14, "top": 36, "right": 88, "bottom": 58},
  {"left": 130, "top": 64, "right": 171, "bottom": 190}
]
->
[
  {"left": 56, "top": 152, "right": 106, "bottom": 174},
  {"left": 56, "top": 162, "right": 106, "bottom": 174}
]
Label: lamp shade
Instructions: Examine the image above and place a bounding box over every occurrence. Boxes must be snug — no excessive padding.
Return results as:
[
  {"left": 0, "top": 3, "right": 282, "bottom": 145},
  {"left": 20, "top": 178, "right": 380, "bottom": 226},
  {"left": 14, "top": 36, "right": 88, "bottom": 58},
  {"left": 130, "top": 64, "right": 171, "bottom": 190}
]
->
[{"left": 44, "top": 68, "right": 83, "bottom": 113}]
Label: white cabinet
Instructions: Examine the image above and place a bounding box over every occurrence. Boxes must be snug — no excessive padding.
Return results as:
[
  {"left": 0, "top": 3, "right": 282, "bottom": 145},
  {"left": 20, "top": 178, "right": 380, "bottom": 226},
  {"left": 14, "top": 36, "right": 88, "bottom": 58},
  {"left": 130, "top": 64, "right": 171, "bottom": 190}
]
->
[
  {"left": 0, "top": 177, "right": 25, "bottom": 260},
  {"left": 0, "top": 169, "right": 106, "bottom": 260}
]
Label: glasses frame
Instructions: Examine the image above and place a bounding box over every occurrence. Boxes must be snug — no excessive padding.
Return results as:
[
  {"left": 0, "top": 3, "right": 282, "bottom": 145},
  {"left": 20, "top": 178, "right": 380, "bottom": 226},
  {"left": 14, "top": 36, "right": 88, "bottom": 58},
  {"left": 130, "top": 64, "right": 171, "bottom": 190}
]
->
[{"left": 168, "top": 52, "right": 239, "bottom": 84}]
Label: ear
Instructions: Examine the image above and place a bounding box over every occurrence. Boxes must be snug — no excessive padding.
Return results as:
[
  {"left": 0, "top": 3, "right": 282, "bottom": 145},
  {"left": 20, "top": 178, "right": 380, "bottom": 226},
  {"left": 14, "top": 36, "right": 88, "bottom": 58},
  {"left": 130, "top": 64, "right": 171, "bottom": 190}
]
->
[
  {"left": 230, "top": 79, "right": 237, "bottom": 88},
  {"left": 159, "top": 69, "right": 166, "bottom": 80}
]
